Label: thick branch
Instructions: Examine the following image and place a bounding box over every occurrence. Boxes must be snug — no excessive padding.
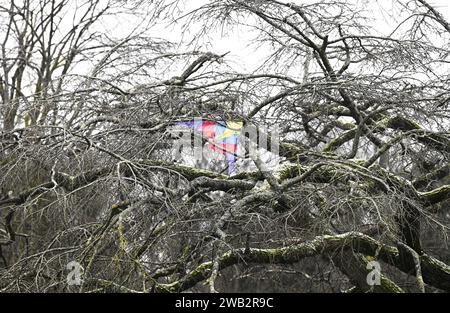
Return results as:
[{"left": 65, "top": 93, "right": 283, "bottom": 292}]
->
[{"left": 152, "top": 232, "right": 450, "bottom": 293}]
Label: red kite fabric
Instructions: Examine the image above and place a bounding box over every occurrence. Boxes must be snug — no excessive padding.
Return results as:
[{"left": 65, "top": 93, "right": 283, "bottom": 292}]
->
[{"left": 176, "top": 120, "right": 243, "bottom": 175}]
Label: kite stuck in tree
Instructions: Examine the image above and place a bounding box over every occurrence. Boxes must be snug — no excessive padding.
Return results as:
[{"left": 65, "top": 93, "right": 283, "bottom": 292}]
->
[{"left": 176, "top": 120, "right": 243, "bottom": 175}]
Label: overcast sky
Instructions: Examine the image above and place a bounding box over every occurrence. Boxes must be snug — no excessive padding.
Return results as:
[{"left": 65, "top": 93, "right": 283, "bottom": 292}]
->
[
  {"left": 92, "top": 0, "right": 450, "bottom": 76},
  {"left": 151, "top": 0, "right": 450, "bottom": 73}
]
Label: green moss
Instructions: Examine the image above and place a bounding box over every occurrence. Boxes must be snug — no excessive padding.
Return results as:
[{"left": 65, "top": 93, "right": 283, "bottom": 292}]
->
[
  {"left": 275, "top": 163, "right": 300, "bottom": 181},
  {"left": 323, "top": 128, "right": 357, "bottom": 152},
  {"left": 359, "top": 254, "right": 404, "bottom": 293},
  {"left": 141, "top": 159, "right": 226, "bottom": 180},
  {"left": 420, "top": 185, "right": 450, "bottom": 206},
  {"left": 378, "top": 276, "right": 405, "bottom": 293},
  {"left": 375, "top": 117, "right": 392, "bottom": 129}
]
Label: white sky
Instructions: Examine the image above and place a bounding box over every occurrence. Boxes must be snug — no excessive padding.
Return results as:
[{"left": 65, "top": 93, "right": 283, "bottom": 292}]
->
[
  {"left": 145, "top": 0, "right": 450, "bottom": 73},
  {"left": 6, "top": 0, "right": 449, "bottom": 83}
]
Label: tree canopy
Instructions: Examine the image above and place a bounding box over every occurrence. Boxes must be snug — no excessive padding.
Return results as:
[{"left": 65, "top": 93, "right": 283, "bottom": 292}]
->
[{"left": 1, "top": 0, "right": 450, "bottom": 293}]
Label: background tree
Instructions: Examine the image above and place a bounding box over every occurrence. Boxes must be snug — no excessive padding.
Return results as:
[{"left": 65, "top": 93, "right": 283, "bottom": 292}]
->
[{"left": 1, "top": 0, "right": 450, "bottom": 293}]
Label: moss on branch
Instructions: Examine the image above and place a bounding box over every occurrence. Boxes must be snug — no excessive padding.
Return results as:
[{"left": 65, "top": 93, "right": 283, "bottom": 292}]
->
[
  {"left": 151, "top": 231, "right": 450, "bottom": 293},
  {"left": 323, "top": 115, "right": 450, "bottom": 154},
  {"left": 140, "top": 160, "right": 227, "bottom": 180},
  {"left": 419, "top": 185, "right": 450, "bottom": 206}
]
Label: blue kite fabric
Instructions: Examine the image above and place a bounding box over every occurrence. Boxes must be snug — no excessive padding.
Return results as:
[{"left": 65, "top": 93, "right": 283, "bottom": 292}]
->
[{"left": 176, "top": 120, "right": 243, "bottom": 175}]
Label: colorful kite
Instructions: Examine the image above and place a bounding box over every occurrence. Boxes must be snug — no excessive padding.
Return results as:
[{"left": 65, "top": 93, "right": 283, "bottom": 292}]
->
[{"left": 176, "top": 120, "right": 243, "bottom": 175}]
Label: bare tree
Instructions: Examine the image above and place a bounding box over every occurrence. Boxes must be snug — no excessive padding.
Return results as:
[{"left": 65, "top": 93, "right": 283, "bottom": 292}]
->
[{"left": 1, "top": 0, "right": 450, "bottom": 293}]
